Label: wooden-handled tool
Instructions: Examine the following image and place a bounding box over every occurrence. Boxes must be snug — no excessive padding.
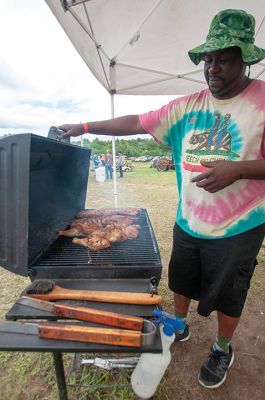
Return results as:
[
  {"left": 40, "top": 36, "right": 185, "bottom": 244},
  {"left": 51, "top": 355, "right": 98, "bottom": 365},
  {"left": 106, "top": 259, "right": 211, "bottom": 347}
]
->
[
  {"left": 0, "top": 319, "right": 156, "bottom": 348},
  {"left": 18, "top": 296, "right": 144, "bottom": 331},
  {"left": 38, "top": 319, "right": 156, "bottom": 348},
  {"left": 21, "top": 279, "right": 163, "bottom": 305},
  {"left": 38, "top": 323, "right": 142, "bottom": 347}
]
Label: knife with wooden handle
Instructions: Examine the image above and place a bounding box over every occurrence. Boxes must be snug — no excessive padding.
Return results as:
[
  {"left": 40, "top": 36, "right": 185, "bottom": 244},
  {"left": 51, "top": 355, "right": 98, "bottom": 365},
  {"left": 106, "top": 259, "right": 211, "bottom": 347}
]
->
[
  {"left": 38, "top": 323, "right": 142, "bottom": 347},
  {"left": 18, "top": 296, "right": 144, "bottom": 331},
  {"left": 0, "top": 319, "right": 156, "bottom": 348}
]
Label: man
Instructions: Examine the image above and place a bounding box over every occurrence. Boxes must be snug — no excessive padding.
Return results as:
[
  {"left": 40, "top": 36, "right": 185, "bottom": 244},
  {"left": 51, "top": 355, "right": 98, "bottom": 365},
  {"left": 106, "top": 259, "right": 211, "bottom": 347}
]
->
[
  {"left": 116, "top": 152, "right": 124, "bottom": 178},
  {"left": 104, "top": 150, "right": 113, "bottom": 180},
  {"left": 58, "top": 10, "right": 265, "bottom": 389}
]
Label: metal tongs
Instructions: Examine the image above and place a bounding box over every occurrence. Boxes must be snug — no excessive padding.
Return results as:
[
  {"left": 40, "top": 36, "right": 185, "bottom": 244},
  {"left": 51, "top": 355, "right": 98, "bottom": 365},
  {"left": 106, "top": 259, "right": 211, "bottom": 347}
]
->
[{"left": 17, "top": 296, "right": 156, "bottom": 347}]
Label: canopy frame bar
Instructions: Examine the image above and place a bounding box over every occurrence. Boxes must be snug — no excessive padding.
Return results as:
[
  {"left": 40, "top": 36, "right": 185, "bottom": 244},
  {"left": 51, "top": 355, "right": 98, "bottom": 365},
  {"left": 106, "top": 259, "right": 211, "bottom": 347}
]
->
[
  {"left": 117, "top": 62, "right": 204, "bottom": 79},
  {"left": 69, "top": 7, "right": 111, "bottom": 90},
  {"left": 256, "top": 66, "right": 265, "bottom": 78},
  {"left": 111, "top": 93, "right": 118, "bottom": 208},
  {"left": 118, "top": 75, "right": 205, "bottom": 93},
  {"left": 255, "top": 15, "right": 265, "bottom": 37},
  {"left": 82, "top": 3, "right": 110, "bottom": 90},
  {"left": 115, "top": 0, "right": 164, "bottom": 59}
]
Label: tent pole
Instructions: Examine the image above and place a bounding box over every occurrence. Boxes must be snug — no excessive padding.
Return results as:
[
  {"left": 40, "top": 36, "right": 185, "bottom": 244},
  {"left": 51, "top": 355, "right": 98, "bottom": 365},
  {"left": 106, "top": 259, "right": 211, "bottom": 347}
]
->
[{"left": 111, "top": 93, "right": 118, "bottom": 208}]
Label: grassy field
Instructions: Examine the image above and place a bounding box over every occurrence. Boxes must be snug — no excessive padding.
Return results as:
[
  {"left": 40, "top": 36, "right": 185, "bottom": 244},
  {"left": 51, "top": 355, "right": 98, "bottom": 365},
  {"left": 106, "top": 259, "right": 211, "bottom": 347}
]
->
[{"left": 0, "top": 163, "right": 264, "bottom": 400}]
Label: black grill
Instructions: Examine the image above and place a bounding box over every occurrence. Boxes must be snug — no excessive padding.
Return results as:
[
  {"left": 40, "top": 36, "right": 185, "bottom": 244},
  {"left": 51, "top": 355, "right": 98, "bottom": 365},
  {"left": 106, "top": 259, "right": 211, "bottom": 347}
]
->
[
  {"left": 0, "top": 134, "right": 162, "bottom": 282},
  {"left": 0, "top": 133, "right": 163, "bottom": 400}
]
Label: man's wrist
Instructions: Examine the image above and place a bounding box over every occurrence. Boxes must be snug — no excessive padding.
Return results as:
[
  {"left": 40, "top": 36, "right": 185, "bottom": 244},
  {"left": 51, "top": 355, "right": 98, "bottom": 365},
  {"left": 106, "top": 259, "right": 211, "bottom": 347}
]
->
[{"left": 82, "top": 122, "right": 89, "bottom": 134}]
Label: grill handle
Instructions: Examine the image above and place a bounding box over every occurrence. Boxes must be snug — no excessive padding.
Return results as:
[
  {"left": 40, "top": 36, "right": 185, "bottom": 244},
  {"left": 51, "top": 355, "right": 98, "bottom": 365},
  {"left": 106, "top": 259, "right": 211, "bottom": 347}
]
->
[{"left": 48, "top": 126, "right": 70, "bottom": 144}]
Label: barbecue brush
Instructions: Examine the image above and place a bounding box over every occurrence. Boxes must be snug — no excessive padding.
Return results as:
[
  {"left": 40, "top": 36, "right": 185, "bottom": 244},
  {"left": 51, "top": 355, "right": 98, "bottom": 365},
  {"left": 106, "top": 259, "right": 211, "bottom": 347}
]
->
[{"left": 21, "top": 279, "right": 163, "bottom": 305}]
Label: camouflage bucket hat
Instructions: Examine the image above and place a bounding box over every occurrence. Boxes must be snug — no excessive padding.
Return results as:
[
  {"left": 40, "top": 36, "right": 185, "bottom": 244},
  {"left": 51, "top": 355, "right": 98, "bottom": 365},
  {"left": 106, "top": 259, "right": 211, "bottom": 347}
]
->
[{"left": 188, "top": 9, "right": 265, "bottom": 65}]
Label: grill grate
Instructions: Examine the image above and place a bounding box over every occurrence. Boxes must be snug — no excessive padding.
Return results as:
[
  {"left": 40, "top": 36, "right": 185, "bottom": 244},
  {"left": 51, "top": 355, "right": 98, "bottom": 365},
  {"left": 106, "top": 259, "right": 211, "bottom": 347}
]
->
[{"left": 32, "top": 209, "right": 161, "bottom": 268}]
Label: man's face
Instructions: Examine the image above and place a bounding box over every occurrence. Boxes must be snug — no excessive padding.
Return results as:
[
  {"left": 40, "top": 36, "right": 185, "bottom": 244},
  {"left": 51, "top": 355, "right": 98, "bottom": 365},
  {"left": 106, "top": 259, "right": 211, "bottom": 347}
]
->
[{"left": 203, "top": 47, "right": 247, "bottom": 99}]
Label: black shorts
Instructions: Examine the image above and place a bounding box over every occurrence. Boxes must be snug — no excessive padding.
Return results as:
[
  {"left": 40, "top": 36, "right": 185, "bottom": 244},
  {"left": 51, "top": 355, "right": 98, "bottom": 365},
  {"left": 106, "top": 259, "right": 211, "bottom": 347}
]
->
[{"left": 168, "top": 223, "right": 265, "bottom": 318}]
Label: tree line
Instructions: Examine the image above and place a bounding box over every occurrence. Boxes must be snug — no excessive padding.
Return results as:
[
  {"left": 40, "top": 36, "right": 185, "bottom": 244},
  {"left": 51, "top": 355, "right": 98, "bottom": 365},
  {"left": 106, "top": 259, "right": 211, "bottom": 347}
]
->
[{"left": 74, "top": 137, "right": 171, "bottom": 157}]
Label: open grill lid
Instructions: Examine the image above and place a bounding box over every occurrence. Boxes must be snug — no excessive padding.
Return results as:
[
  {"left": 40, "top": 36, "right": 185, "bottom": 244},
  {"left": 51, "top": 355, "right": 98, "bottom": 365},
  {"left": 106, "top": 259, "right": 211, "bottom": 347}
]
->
[{"left": 0, "top": 134, "right": 91, "bottom": 277}]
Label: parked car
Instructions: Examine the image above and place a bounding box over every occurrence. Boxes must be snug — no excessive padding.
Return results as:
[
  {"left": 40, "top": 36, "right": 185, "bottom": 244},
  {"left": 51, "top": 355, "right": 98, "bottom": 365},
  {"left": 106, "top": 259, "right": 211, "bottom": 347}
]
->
[{"left": 135, "top": 156, "right": 149, "bottom": 162}]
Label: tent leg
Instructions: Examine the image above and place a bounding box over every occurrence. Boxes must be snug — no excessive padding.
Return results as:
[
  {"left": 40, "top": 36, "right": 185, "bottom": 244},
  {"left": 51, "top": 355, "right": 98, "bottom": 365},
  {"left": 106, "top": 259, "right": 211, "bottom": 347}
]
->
[{"left": 111, "top": 93, "right": 118, "bottom": 208}]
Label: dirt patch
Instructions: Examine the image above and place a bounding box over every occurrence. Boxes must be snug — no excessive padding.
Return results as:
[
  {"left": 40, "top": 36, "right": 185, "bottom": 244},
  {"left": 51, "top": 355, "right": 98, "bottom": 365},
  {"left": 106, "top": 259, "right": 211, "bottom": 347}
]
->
[{"left": 164, "top": 279, "right": 265, "bottom": 400}]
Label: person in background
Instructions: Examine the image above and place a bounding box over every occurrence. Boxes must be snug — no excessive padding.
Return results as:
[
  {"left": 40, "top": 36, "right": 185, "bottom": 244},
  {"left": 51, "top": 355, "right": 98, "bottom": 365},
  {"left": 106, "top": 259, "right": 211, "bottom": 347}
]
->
[
  {"left": 116, "top": 152, "right": 124, "bottom": 178},
  {"left": 100, "top": 153, "right": 105, "bottom": 166},
  {"left": 105, "top": 150, "right": 113, "bottom": 180},
  {"left": 92, "top": 154, "right": 99, "bottom": 169},
  {"left": 57, "top": 9, "right": 265, "bottom": 389}
]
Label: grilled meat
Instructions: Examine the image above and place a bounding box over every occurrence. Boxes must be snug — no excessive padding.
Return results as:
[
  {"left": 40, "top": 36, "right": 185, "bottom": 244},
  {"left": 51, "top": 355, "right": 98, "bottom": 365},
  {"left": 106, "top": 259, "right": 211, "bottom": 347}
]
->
[
  {"left": 58, "top": 216, "right": 135, "bottom": 237},
  {"left": 102, "top": 227, "right": 125, "bottom": 243},
  {"left": 101, "top": 215, "right": 135, "bottom": 226},
  {"left": 76, "top": 208, "right": 140, "bottom": 219},
  {"left": 122, "top": 225, "right": 140, "bottom": 240},
  {"left": 58, "top": 208, "right": 141, "bottom": 250},
  {"left": 71, "top": 218, "right": 103, "bottom": 233},
  {"left": 72, "top": 224, "right": 140, "bottom": 251},
  {"left": 57, "top": 227, "right": 82, "bottom": 238},
  {"left": 58, "top": 218, "right": 103, "bottom": 237},
  {"left": 73, "top": 236, "right": 111, "bottom": 251}
]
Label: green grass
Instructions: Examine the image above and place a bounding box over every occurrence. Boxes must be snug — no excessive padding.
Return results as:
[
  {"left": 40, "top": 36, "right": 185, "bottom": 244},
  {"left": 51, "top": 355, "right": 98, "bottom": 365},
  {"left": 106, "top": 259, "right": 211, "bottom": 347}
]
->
[{"left": 0, "top": 352, "right": 56, "bottom": 400}]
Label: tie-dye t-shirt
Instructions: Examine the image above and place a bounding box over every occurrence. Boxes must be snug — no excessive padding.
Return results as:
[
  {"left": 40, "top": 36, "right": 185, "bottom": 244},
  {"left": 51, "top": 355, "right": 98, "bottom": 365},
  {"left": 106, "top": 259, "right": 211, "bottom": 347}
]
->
[{"left": 139, "top": 79, "right": 265, "bottom": 238}]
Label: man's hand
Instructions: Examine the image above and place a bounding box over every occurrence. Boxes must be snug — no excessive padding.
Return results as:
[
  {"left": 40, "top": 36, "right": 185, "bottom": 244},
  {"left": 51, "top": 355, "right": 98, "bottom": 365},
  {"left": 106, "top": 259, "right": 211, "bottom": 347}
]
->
[
  {"left": 57, "top": 124, "right": 84, "bottom": 139},
  {"left": 191, "top": 160, "right": 241, "bottom": 193},
  {"left": 55, "top": 116, "right": 145, "bottom": 139}
]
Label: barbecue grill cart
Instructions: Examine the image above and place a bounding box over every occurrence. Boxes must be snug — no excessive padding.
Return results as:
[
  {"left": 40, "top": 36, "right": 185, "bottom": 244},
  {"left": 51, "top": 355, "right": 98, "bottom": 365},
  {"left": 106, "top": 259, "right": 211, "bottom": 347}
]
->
[{"left": 0, "top": 133, "right": 163, "bottom": 399}]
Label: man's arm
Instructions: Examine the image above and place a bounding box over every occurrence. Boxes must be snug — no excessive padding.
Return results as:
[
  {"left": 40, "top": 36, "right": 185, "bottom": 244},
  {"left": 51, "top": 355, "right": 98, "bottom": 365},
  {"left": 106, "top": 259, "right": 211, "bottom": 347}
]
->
[
  {"left": 57, "top": 115, "right": 145, "bottom": 139},
  {"left": 191, "top": 159, "right": 265, "bottom": 193}
]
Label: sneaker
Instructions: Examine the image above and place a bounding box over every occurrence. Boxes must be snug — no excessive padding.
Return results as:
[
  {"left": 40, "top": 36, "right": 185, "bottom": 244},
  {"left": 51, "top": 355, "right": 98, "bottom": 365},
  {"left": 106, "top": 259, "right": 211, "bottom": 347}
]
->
[
  {"left": 175, "top": 324, "right": 190, "bottom": 342},
  {"left": 198, "top": 345, "right": 234, "bottom": 389}
]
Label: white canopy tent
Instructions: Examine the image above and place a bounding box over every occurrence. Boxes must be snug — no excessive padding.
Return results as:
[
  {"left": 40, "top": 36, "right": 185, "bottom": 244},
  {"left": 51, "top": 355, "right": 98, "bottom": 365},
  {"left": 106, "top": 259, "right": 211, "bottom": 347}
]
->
[{"left": 44, "top": 0, "right": 265, "bottom": 205}]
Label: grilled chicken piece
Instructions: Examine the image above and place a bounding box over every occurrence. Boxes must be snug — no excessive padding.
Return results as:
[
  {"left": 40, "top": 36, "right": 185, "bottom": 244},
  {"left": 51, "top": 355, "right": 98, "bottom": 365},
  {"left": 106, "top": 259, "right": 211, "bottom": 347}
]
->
[
  {"left": 71, "top": 218, "right": 103, "bottom": 234},
  {"left": 58, "top": 218, "right": 103, "bottom": 237},
  {"left": 122, "top": 224, "right": 140, "bottom": 240},
  {"left": 57, "top": 227, "right": 82, "bottom": 238},
  {"left": 76, "top": 208, "right": 140, "bottom": 219},
  {"left": 101, "top": 216, "right": 135, "bottom": 226},
  {"left": 72, "top": 224, "right": 140, "bottom": 251},
  {"left": 74, "top": 228, "right": 113, "bottom": 250},
  {"left": 84, "top": 227, "right": 125, "bottom": 247},
  {"left": 100, "top": 223, "right": 140, "bottom": 241},
  {"left": 102, "top": 228, "right": 125, "bottom": 243},
  {"left": 58, "top": 216, "right": 135, "bottom": 238},
  {"left": 73, "top": 236, "right": 111, "bottom": 251}
]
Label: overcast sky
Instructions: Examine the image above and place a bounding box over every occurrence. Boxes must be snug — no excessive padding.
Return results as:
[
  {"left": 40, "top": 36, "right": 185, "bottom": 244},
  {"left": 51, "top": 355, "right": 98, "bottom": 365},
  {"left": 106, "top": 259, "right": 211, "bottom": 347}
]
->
[{"left": 0, "top": 0, "right": 176, "bottom": 139}]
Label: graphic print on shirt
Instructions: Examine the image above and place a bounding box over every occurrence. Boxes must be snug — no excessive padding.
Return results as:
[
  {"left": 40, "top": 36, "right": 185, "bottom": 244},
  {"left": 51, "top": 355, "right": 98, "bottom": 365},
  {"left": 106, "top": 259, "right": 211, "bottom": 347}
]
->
[{"left": 184, "top": 112, "right": 240, "bottom": 172}]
